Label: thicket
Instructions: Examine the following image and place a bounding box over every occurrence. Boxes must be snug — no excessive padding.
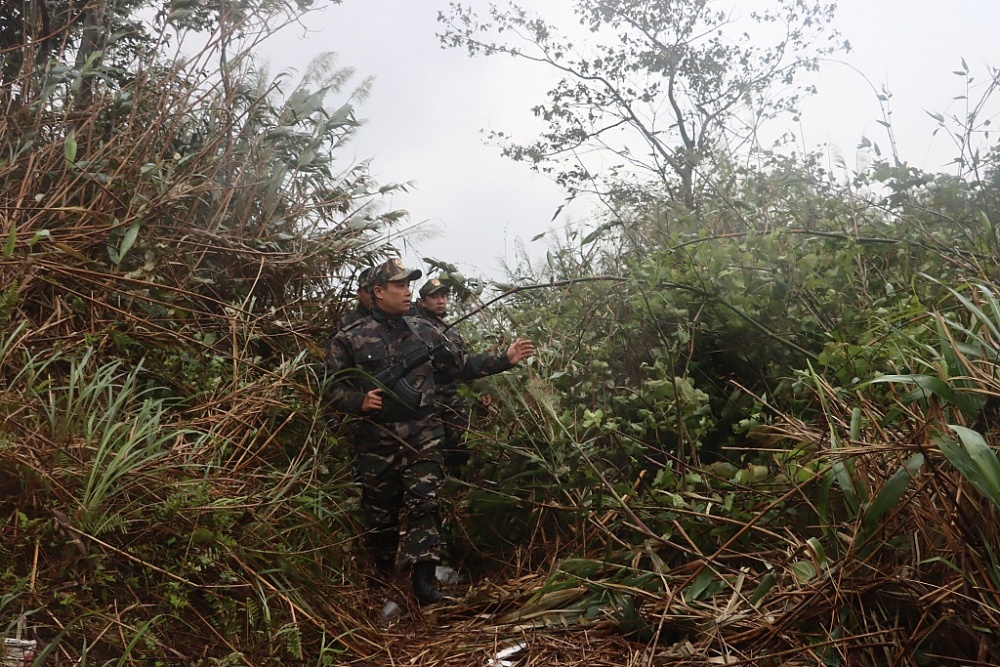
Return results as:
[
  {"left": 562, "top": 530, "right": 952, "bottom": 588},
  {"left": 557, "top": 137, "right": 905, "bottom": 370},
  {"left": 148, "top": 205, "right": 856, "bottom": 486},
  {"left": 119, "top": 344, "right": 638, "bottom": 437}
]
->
[
  {"left": 457, "top": 147, "right": 1000, "bottom": 664},
  {"left": 3, "top": 0, "right": 1000, "bottom": 665},
  {"left": 1, "top": 1, "right": 408, "bottom": 663},
  {"left": 437, "top": 1, "right": 1000, "bottom": 664}
]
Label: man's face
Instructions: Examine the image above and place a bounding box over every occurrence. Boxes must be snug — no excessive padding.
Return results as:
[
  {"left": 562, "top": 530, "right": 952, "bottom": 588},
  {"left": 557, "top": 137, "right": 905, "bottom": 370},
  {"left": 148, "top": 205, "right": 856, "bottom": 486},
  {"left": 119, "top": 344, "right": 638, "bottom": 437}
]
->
[
  {"left": 373, "top": 280, "right": 412, "bottom": 315},
  {"left": 420, "top": 292, "right": 448, "bottom": 317},
  {"left": 356, "top": 287, "right": 372, "bottom": 310}
]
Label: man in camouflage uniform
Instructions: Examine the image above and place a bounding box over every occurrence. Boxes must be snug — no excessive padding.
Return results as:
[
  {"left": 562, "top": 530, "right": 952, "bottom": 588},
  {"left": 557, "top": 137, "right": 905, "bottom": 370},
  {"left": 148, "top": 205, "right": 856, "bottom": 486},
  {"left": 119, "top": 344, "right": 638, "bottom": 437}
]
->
[
  {"left": 326, "top": 259, "right": 535, "bottom": 604},
  {"left": 415, "top": 278, "right": 478, "bottom": 474},
  {"left": 337, "top": 267, "right": 373, "bottom": 329}
]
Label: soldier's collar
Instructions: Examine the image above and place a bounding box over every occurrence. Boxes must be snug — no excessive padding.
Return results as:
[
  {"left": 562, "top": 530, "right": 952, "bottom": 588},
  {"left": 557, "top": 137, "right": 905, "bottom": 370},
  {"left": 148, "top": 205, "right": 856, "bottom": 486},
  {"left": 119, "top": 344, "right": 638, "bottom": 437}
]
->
[{"left": 371, "top": 305, "right": 404, "bottom": 325}]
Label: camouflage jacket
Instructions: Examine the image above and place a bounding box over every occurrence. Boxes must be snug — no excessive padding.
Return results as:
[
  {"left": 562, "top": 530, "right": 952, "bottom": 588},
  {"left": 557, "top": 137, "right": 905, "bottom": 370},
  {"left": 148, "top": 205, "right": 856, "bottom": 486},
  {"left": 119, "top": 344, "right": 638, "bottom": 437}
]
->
[
  {"left": 325, "top": 306, "right": 512, "bottom": 421},
  {"left": 337, "top": 303, "right": 371, "bottom": 330},
  {"left": 414, "top": 304, "right": 468, "bottom": 403}
]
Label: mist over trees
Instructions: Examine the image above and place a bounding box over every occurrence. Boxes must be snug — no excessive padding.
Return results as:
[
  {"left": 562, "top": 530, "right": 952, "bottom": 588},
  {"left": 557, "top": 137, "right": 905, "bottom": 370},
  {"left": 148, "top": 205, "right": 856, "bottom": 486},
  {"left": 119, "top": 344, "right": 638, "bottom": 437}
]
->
[{"left": 1, "top": 0, "right": 1000, "bottom": 663}]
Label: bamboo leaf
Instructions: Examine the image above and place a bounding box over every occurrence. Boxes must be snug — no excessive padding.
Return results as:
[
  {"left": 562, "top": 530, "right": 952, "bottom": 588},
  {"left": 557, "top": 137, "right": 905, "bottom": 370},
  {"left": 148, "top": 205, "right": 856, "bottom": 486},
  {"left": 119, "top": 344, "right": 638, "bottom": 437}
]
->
[
  {"left": 64, "top": 129, "right": 77, "bottom": 163},
  {"left": 934, "top": 426, "right": 1000, "bottom": 509},
  {"left": 118, "top": 221, "right": 141, "bottom": 263},
  {"left": 749, "top": 571, "right": 775, "bottom": 605},
  {"left": 3, "top": 219, "right": 16, "bottom": 258},
  {"left": 863, "top": 453, "right": 924, "bottom": 531}
]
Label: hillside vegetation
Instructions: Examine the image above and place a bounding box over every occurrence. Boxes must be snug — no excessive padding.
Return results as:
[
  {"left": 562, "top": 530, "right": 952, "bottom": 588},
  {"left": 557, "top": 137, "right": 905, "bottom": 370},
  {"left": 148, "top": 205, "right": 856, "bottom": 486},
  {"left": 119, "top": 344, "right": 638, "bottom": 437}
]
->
[{"left": 2, "top": 1, "right": 1000, "bottom": 665}]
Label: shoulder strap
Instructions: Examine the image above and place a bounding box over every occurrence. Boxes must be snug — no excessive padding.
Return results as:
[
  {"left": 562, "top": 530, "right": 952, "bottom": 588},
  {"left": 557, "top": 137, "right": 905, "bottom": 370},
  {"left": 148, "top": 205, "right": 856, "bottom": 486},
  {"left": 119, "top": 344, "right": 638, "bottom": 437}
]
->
[
  {"left": 402, "top": 315, "right": 427, "bottom": 339},
  {"left": 403, "top": 316, "right": 446, "bottom": 357},
  {"left": 340, "top": 318, "right": 367, "bottom": 333}
]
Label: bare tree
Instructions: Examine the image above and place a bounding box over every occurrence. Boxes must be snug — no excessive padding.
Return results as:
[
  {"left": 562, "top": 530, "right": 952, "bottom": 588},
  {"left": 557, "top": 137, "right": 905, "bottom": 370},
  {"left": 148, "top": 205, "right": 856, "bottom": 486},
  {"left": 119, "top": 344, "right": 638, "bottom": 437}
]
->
[{"left": 439, "top": 0, "right": 848, "bottom": 210}]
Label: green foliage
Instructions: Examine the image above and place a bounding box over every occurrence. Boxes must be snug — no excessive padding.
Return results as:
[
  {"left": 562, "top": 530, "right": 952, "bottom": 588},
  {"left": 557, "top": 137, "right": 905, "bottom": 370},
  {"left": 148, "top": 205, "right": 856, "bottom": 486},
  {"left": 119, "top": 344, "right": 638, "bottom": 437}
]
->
[
  {"left": 31, "top": 353, "right": 195, "bottom": 533},
  {"left": 935, "top": 426, "right": 1000, "bottom": 509},
  {"left": 450, "top": 64, "right": 1000, "bottom": 661},
  {"left": 0, "top": 328, "right": 358, "bottom": 661},
  {"left": 2, "top": 0, "right": 1000, "bottom": 663}
]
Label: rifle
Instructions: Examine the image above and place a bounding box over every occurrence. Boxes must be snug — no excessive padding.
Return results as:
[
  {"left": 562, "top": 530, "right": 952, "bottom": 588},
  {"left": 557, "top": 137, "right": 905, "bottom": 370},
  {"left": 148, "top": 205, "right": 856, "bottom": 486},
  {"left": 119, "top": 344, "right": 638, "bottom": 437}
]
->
[
  {"left": 365, "top": 304, "right": 482, "bottom": 422},
  {"left": 369, "top": 341, "right": 439, "bottom": 422}
]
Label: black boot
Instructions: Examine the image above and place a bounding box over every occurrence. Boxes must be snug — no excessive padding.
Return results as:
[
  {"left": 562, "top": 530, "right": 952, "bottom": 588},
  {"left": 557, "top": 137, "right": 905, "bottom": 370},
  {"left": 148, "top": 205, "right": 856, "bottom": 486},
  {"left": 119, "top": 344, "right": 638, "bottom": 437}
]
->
[
  {"left": 411, "top": 561, "right": 443, "bottom": 605},
  {"left": 368, "top": 557, "right": 395, "bottom": 590}
]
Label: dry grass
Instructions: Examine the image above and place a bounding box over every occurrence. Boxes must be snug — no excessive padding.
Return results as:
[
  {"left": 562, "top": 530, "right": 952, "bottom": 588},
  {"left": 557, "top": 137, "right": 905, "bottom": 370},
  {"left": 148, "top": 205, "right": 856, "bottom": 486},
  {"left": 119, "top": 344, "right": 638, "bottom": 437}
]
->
[
  {"left": 334, "top": 385, "right": 1000, "bottom": 666},
  {"left": 3, "top": 5, "right": 1000, "bottom": 666}
]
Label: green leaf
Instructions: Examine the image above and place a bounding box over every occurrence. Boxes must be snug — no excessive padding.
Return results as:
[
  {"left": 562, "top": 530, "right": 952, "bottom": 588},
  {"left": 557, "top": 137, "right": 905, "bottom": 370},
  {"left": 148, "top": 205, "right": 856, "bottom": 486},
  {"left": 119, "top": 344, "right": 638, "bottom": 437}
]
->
[
  {"left": 979, "top": 210, "right": 994, "bottom": 233},
  {"left": 849, "top": 407, "right": 861, "bottom": 441},
  {"left": 789, "top": 560, "right": 816, "bottom": 582},
  {"left": 64, "top": 130, "right": 77, "bottom": 163},
  {"left": 806, "top": 537, "right": 827, "bottom": 569},
  {"left": 557, "top": 558, "right": 605, "bottom": 578},
  {"left": 191, "top": 527, "right": 214, "bottom": 543},
  {"left": 29, "top": 229, "right": 51, "bottom": 246},
  {"left": 285, "top": 87, "right": 330, "bottom": 121},
  {"left": 828, "top": 431, "right": 862, "bottom": 515},
  {"left": 684, "top": 567, "right": 715, "bottom": 603},
  {"left": 296, "top": 149, "right": 316, "bottom": 168},
  {"left": 942, "top": 282, "right": 1000, "bottom": 341},
  {"left": 934, "top": 426, "right": 1000, "bottom": 509},
  {"left": 862, "top": 453, "right": 924, "bottom": 531},
  {"left": 328, "top": 102, "right": 353, "bottom": 126},
  {"left": 3, "top": 219, "right": 16, "bottom": 258},
  {"left": 116, "top": 221, "right": 141, "bottom": 265},
  {"left": 749, "top": 571, "right": 775, "bottom": 605},
  {"left": 166, "top": 8, "right": 193, "bottom": 22},
  {"left": 866, "top": 374, "right": 980, "bottom": 415}
]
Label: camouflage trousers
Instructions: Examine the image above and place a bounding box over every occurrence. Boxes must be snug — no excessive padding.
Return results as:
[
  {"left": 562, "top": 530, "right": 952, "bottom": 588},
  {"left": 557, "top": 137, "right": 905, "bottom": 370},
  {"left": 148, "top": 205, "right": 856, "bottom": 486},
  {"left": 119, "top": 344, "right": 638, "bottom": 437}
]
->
[
  {"left": 437, "top": 397, "right": 472, "bottom": 475},
  {"left": 354, "top": 417, "right": 446, "bottom": 567}
]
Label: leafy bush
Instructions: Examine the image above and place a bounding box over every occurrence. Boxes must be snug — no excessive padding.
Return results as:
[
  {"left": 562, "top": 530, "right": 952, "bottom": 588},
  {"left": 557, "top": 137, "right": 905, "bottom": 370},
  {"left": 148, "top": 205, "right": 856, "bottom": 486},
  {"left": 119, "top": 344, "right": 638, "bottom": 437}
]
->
[{"left": 0, "top": 1, "right": 404, "bottom": 661}]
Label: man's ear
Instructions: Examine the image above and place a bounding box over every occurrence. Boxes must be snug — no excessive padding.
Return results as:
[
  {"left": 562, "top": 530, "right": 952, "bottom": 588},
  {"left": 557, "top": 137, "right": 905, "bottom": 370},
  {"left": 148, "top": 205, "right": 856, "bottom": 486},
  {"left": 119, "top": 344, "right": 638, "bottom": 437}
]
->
[{"left": 372, "top": 284, "right": 384, "bottom": 301}]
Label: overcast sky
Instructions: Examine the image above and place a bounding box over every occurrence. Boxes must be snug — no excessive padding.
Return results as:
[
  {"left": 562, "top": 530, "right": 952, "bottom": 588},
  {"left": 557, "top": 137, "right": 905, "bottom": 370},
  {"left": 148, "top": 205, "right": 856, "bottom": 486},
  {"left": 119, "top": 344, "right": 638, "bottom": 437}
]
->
[{"left": 259, "top": 0, "right": 1000, "bottom": 282}]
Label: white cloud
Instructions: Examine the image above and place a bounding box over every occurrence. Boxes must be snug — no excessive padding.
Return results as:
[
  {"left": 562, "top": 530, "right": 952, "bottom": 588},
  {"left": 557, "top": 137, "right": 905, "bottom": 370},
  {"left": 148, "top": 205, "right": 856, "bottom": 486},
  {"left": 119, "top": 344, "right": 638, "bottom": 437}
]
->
[{"left": 260, "top": 0, "right": 1000, "bottom": 278}]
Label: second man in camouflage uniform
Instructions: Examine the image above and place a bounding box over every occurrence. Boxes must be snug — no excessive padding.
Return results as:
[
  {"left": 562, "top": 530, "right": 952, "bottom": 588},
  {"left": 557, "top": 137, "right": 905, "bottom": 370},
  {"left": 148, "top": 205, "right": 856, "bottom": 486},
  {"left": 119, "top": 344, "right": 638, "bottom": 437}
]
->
[
  {"left": 325, "top": 259, "right": 534, "bottom": 604},
  {"left": 338, "top": 267, "right": 373, "bottom": 329},
  {"left": 415, "top": 278, "right": 479, "bottom": 474}
]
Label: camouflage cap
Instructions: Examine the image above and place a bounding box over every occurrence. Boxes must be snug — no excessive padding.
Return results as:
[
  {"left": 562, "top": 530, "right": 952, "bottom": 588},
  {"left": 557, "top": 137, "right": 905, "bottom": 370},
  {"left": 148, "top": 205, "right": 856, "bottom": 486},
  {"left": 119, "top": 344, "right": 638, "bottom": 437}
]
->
[
  {"left": 356, "top": 267, "right": 373, "bottom": 289},
  {"left": 418, "top": 278, "right": 450, "bottom": 298},
  {"left": 368, "top": 258, "right": 422, "bottom": 287}
]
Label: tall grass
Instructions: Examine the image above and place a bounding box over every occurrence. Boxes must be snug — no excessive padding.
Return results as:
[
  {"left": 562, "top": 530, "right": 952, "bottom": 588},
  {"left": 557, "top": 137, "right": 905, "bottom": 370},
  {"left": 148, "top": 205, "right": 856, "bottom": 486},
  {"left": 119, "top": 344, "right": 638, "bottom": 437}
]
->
[{"left": 0, "top": 1, "right": 408, "bottom": 662}]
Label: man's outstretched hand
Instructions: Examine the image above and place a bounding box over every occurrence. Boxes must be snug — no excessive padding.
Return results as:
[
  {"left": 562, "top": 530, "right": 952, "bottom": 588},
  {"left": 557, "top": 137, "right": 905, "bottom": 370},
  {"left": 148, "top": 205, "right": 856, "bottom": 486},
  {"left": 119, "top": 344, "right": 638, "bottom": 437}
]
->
[{"left": 506, "top": 339, "right": 535, "bottom": 365}]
